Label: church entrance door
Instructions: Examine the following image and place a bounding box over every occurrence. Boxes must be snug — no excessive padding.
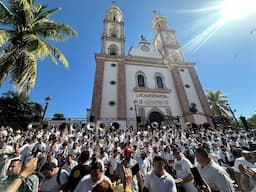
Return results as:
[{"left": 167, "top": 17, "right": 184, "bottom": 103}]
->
[{"left": 149, "top": 111, "right": 163, "bottom": 128}]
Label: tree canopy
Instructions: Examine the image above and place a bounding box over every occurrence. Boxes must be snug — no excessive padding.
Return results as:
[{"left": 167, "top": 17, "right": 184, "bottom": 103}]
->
[
  {"left": 0, "top": 91, "right": 43, "bottom": 130},
  {"left": 0, "top": 0, "right": 77, "bottom": 94},
  {"left": 52, "top": 113, "right": 65, "bottom": 120},
  {"left": 206, "top": 90, "right": 230, "bottom": 117}
]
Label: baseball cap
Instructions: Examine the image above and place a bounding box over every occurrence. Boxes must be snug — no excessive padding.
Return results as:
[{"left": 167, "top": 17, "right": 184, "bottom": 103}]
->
[{"left": 124, "top": 147, "right": 134, "bottom": 156}]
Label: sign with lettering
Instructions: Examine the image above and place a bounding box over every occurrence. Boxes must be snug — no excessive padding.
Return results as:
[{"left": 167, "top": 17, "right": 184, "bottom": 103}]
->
[{"left": 137, "top": 93, "right": 169, "bottom": 107}]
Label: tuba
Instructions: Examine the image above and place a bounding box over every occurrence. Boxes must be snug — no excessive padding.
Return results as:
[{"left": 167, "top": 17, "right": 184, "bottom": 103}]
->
[
  {"left": 151, "top": 121, "right": 159, "bottom": 129},
  {"left": 111, "top": 122, "right": 120, "bottom": 131},
  {"left": 185, "top": 122, "right": 191, "bottom": 128},
  {"left": 98, "top": 123, "right": 105, "bottom": 132},
  {"left": 87, "top": 122, "right": 95, "bottom": 131}
]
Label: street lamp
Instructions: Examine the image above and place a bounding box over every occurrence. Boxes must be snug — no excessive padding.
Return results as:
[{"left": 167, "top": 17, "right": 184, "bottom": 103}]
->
[
  {"left": 86, "top": 108, "right": 91, "bottom": 122},
  {"left": 134, "top": 100, "right": 138, "bottom": 131},
  {"left": 226, "top": 102, "right": 239, "bottom": 128},
  {"left": 42, "top": 96, "right": 51, "bottom": 120}
]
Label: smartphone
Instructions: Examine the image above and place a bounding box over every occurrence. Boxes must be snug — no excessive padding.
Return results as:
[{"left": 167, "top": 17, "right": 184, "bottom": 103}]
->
[
  {"left": 131, "top": 163, "right": 140, "bottom": 175},
  {"left": 190, "top": 167, "right": 205, "bottom": 186}
]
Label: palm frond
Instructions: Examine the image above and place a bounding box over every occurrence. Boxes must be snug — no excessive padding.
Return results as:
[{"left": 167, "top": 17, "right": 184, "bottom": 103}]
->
[
  {"left": 22, "top": 34, "right": 39, "bottom": 52},
  {"left": 0, "top": 47, "right": 19, "bottom": 85},
  {"left": 0, "top": 29, "right": 17, "bottom": 46},
  {"left": 41, "top": 41, "right": 69, "bottom": 67},
  {"left": 48, "top": 46, "right": 69, "bottom": 67},
  {"left": 0, "top": 1, "right": 14, "bottom": 24},
  {"left": 0, "top": 0, "right": 76, "bottom": 93},
  {"left": 206, "top": 89, "right": 230, "bottom": 116},
  {"left": 33, "top": 4, "right": 47, "bottom": 18},
  {"left": 10, "top": 50, "right": 36, "bottom": 91},
  {"left": 0, "top": 30, "right": 10, "bottom": 46},
  {"left": 35, "top": 7, "right": 61, "bottom": 22},
  {"left": 11, "top": 0, "right": 32, "bottom": 10},
  {"left": 33, "top": 21, "right": 77, "bottom": 41}
]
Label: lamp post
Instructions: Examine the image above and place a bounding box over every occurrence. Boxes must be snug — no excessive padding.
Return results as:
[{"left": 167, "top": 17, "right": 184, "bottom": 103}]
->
[
  {"left": 226, "top": 102, "right": 239, "bottom": 128},
  {"left": 134, "top": 100, "right": 138, "bottom": 131},
  {"left": 86, "top": 108, "right": 91, "bottom": 122},
  {"left": 41, "top": 96, "right": 51, "bottom": 121}
]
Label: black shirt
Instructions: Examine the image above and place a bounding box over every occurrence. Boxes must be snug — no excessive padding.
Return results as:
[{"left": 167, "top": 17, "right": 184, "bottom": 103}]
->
[{"left": 66, "top": 164, "right": 91, "bottom": 192}]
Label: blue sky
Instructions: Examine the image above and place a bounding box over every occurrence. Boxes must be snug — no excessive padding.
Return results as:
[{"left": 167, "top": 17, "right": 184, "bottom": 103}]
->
[{"left": 1, "top": 0, "right": 256, "bottom": 118}]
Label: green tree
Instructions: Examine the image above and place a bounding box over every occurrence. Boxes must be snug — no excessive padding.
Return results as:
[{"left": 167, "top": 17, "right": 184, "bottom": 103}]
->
[
  {"left": 52, "top": 113, "right": 65, "bottom": 120},
  {"left": 0, "top": 0, "right": 77, "bottom": 94},
  {"left": 0, "top": 91, "right": 43, "bottom": 130},
  {"left": 247, "top": 114, "right": 256, "bottom": 127},
  {"left": 206, "top": 90, "right": 230, "bottom": 116}
]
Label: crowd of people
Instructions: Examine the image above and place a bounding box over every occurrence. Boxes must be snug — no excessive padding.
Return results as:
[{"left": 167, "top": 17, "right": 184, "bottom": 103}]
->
[{"left": 0, "top": 124, "right": 255, "bottom": 192}]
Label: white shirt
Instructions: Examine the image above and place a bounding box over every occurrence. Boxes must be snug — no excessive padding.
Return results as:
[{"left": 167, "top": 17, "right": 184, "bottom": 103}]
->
[
  {"left": 62, "top": 160, "right": 78, "bottom": 173},
  {"left": 173, "top": 157, "right": 192, "bottom": 179},
  {"left": 136, "top": 157, "right": 151, "bottom": 177},
  {"left": 234, "top": 156, "right": 256, "bottom": 188},
  {"left": 41, "top": 168, "right": 69, "bottom": 192},
  {"left": 74, "top": 174, "right": 111, "bottom": 192},
  {"left": 198, "top": 160, "right": 235, "bottom": 192},
  {"left": 173, "top": 157, "right": 197, "bottom": 192},
  {"left": 108, "top": 155, "right": 119, "bottom": 175},
  {"left": 144, "top": 170, "right": 177, "bottom": 192}
]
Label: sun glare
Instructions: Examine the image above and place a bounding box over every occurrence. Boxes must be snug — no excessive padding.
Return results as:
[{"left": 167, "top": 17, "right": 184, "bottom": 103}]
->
[
  {"left": 184, "top": 0, "right": 256, "bottom": 52},
  {"left": 221, "top": 0, "right": 256, "bottom": 23}
]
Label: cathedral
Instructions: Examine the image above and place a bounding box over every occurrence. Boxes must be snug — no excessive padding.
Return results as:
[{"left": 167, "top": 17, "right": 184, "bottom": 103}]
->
[{"left": 91, "top": 3, "right": 213, "bottom": 130}]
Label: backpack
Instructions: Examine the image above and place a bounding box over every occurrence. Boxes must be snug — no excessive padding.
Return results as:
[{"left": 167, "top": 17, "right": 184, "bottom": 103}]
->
[{"left": 56, "top": 167, "right": 69, "bottom": 192}]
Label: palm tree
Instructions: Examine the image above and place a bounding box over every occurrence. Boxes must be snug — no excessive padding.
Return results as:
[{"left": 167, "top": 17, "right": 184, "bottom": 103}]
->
[
  {"left": 0, "top": 0, "right": 77, "bottom": 94},
  {"left": 206, "top": 90, "right": 230, "bottom": 117}
]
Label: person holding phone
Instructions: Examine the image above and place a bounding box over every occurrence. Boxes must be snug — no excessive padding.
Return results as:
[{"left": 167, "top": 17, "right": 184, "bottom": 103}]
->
[
  {"left": 114, "top": 147, "right": 143, "bottom": 192},
  {"left": 172, "top": 148, "right": 197, "bottom": 192},
  {"left": 234, "top": 150, "right": 256, "bottom": 191},
  {"left": 1, "top": 158, "right": 39, "bottom": 192},
  {"left": 190, "top": 167, "right": 212, "bottom": 192},
  {"left": 143, "top": 156, "right": 177, "bottom": 192},
  {"left": 195, "top": 148, "right": 235, "bottom": 192}
]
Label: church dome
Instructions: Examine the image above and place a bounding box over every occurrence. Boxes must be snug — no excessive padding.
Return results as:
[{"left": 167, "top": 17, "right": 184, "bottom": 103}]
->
[
  {"left": 152, "top": 14, "right": 168, "bottom": 32},
  {"left": 105, "top": 4, "right": 123, "bottom": 22}
]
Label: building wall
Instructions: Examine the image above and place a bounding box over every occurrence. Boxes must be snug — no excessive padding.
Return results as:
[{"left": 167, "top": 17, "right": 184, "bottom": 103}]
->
[
  {"left": 179, "top": 67, "right": 207, "bottom": 124},
  {"left": 100, "top": 61, "right": 118, "bottom": 118},
  {"left": 125, "top": 63, "right": 183, "bottom": 120}
]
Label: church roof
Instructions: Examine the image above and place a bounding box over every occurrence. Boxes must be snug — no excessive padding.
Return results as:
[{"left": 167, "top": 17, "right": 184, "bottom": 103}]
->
[{"left": 128, "top": 36, "right": 162, "bottom": 59}]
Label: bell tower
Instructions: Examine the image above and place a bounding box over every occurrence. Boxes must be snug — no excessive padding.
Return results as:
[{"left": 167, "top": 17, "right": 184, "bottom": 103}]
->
[
  {"left": 101, "top": 3, "right": 125, "bottom": 56},
  {"left": 91, "top": 2, "right": 126, "bottom": 125},
  {"left": 153, "top": 14, "right": 184, "bottom": 64},
  {"left": 152, "top": 13, "right": 213, "bottom": 126}
]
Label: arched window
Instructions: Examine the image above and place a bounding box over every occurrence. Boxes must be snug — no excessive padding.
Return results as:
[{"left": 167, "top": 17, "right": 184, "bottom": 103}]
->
[
  {"left": 109, "top": 28, "right": 118, "bottom": 38},
  {"left": 137, "top": 75, "right": 145, "bottom": 87},
  {"left": 156, "top": 76, "right": 164, "bottom": 88},
  {"left": 109, "top": 44, "right": 118, "bottom": 55},
  {"left": 111, "top": 31, "right": 117, "bottom": 37}
]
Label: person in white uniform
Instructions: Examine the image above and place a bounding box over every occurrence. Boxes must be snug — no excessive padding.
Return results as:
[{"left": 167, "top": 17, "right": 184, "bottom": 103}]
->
[
  {"left": 195, "top": 148, "right": 235, "bottom": 192},
  {"left": 234, "top": 150, "right": 256, "bottom": 192},
  {"left": 143, "top": 156, "right": 177, "bottom": 192},
  {"left": 40, "top": 162, "right": 69, "bottom": 192},
  {"left": 74, "top": 160, "right": 112, "bottom": 192},
  {"left": 172, "top": 148, "right": 197, "bottom": 192}
]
